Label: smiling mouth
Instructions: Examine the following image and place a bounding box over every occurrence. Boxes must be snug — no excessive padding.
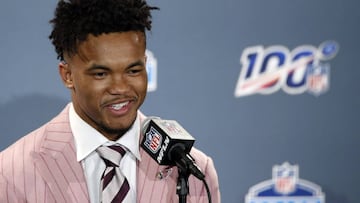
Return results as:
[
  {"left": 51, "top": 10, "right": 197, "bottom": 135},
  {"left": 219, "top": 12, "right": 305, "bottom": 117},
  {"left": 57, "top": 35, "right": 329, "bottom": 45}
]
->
[{"left": 111, "top": 101, "right": 129, "bottom": 110}]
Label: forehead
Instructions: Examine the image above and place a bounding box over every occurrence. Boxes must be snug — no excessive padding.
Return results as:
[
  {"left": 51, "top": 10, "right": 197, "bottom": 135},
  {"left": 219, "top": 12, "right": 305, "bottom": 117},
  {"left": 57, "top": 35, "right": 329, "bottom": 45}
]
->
[{"left": 68, "top": 31, "right": 146, "bottom": 63}]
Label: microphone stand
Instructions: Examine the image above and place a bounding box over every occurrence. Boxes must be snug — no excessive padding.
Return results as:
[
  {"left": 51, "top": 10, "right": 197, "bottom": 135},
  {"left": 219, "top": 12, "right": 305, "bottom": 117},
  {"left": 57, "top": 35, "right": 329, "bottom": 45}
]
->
[{"left": 176, "top": 165, "right": 191, "bottom": 203}]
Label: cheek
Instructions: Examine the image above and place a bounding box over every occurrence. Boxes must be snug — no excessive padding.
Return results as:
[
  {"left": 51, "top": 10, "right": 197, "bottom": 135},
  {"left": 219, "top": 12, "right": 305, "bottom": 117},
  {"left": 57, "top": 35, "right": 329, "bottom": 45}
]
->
[
  {"left": 137, "top": 75, "right": 148, "bottom": 96},
  {"left": 74, "top": 78, "right": 104, "bottom": 101}
]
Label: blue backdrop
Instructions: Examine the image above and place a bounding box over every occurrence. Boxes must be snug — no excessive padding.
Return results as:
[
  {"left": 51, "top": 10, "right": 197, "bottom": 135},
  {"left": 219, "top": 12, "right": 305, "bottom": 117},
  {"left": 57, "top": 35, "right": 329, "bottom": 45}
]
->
[{"left": 1, "top": 1, "right": 359, "bottom": 202}]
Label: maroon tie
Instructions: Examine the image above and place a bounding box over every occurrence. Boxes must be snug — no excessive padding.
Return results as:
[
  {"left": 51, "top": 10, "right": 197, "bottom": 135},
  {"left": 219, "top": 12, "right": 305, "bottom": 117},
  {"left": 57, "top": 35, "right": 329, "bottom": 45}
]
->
[{"left": 96, "top": 145, "right": 130, "bottom": 203}]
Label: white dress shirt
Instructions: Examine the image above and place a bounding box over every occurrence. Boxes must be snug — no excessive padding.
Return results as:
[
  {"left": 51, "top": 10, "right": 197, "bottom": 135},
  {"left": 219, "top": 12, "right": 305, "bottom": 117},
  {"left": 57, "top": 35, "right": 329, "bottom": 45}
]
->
[{"left": 69, "top": 103, "right": 141, "bottom": 203}]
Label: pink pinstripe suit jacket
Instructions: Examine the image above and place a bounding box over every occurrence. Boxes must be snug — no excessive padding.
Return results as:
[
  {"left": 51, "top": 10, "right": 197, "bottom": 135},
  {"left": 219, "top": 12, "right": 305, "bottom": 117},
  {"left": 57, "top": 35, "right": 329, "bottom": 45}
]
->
[{"left": 0, "top": 104, "right": 220, "bottom": 203}]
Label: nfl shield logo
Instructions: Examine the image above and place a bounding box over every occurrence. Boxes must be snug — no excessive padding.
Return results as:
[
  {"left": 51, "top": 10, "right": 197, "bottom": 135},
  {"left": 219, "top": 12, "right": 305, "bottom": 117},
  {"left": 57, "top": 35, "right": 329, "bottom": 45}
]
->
[
  {"left": 144, "top": 126, "right": 162, "bottom": 153},
  {"left": 306, "top": 63, "right": 330, "bottom": 96},
  {"left": 273, "top": 162, "right": 297, "bottom": 195},
  {"left": 161, "top": 120, "right": 182, "bottom": 134},
  {"left": 245, "top": 162, "right": 325, "bottom": 203}
]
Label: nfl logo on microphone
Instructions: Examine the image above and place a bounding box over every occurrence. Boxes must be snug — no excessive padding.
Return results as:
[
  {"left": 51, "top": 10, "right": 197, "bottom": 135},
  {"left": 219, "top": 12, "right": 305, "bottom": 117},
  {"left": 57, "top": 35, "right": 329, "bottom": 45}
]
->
[
  {"left": 143, "top": 126, "right": 162, "bottom": 153},
  {"left": 246, "top": 162, "right": 325, "bottom": 203}
]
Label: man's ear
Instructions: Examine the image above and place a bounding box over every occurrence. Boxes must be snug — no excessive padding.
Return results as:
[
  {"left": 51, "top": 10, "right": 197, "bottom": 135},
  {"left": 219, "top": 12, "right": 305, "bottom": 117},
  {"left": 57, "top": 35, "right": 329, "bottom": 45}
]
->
[{"left": 58, "top": 61, "right": 74, "bottom": 89}]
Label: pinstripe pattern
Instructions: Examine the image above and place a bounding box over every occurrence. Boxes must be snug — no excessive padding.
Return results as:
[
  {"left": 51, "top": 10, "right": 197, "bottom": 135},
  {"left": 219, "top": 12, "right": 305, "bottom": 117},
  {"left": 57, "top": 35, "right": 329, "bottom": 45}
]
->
[{"left": 0, "top": 104, "right": 221, "bottom": 203}]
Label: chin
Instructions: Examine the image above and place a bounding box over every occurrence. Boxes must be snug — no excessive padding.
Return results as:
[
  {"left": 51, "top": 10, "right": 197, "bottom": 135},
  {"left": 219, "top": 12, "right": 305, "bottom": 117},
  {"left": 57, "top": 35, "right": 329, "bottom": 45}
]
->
[{"left": 104, "top": 119, "right": 136, "bottom": 134}]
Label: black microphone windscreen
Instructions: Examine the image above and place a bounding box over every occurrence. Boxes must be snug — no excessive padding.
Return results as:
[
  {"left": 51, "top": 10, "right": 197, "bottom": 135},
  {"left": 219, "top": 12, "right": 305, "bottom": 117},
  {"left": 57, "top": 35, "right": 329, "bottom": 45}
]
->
[{"left": 141, "top": 118, "right": 195, "bottom": 165}]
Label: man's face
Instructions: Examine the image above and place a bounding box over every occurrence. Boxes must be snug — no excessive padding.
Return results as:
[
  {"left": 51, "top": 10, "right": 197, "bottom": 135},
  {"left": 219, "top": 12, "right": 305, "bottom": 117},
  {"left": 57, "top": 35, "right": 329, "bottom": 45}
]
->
[{"left": 59, "top": 31, "right": 148, "bottom": 140}]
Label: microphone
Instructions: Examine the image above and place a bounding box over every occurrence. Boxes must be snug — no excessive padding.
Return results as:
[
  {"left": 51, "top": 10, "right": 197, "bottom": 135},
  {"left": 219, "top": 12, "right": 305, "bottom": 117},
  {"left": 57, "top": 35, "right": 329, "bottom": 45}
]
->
[{"left": 141, "top": 117, "right": 205, "bottom": 180}]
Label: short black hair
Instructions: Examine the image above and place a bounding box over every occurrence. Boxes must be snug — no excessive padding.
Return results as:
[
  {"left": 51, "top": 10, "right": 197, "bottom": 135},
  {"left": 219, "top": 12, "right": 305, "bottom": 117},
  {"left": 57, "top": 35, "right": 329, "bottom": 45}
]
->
[{"left": 49, "top": 0, "right": 158, "bottom": 60}]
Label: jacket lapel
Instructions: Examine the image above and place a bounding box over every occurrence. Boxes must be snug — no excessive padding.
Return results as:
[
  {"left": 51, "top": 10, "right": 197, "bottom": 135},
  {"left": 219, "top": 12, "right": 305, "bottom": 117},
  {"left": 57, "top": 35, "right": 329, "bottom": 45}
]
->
[{"left": 31, "top": 106, "right": 90, "bottom": 203}]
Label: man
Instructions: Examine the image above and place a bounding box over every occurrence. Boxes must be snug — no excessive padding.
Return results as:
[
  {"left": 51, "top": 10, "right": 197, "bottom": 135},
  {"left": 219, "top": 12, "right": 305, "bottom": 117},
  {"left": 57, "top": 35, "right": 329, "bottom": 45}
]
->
[{"left": 0, "top": 0, "right": 220, "bottom": 202}]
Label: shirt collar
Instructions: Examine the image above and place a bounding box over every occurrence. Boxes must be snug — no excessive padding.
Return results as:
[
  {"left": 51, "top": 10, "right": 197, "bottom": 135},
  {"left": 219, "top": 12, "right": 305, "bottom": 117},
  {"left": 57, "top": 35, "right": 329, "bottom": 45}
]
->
[{"left": 69, "top": 103, "right": 141, "bottom": 162}]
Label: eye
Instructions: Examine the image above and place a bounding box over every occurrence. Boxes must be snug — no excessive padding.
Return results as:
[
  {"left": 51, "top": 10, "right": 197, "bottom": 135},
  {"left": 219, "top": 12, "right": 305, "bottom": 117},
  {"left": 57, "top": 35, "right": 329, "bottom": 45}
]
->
[
  {"left": 126, "top": 60, "right": 146, "bottom": 76},
  {"left": 93, "top": 71, "right": 108, "bottom": 79},
  {"left": 127, "top": 67, "right": 144, "bottom": 75}
]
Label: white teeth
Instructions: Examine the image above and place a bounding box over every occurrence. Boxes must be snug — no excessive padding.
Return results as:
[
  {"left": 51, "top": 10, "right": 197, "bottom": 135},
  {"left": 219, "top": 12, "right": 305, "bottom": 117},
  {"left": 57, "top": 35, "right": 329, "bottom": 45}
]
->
[{"left": 111, "top": 102, "right": 128, "bottom": 110}]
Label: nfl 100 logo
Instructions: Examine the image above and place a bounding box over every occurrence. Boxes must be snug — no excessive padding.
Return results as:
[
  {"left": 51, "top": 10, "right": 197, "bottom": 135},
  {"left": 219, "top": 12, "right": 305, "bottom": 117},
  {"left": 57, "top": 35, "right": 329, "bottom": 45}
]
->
[
  {"left": 245, "top": 162, "right": 325, "bottom": 203},
  {"left": 234, "top": 41, "right": 339, "bottom": 97},
  {"left": 143, "top": 126, "right": 162, "bottom": 154}
]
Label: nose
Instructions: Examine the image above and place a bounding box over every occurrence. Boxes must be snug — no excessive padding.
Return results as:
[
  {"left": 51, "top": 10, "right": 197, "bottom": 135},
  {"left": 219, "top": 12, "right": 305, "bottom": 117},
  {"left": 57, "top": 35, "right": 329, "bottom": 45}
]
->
[{"left": 108, "top": 75, "right": 130, "bottom": 95}]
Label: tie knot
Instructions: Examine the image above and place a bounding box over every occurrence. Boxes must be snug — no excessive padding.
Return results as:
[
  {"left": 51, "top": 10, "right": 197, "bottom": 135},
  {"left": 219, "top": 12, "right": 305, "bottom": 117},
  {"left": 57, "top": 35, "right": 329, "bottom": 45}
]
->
[{"left": 96, "top": 145, "right": 126, "bottom": 167}]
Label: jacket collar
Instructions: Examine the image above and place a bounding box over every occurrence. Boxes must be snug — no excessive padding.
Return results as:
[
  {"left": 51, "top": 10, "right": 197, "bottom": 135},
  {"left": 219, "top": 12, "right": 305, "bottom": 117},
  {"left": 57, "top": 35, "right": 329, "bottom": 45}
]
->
[{"left": 31, "top": 104, "right": 90, "bottom": 202}]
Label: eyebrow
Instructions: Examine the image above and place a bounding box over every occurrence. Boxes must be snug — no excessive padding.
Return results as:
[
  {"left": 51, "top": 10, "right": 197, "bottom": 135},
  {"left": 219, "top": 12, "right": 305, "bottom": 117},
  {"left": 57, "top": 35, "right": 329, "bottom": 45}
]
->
[
  {"left": 127, "top": 59, "right": 145, "bottom": 68},
  {"left": 86, "top": 64, "right": 110, "bottom": 72},
  {"left": 86, "top": 59, "right": 145, "bottom": 71}
]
